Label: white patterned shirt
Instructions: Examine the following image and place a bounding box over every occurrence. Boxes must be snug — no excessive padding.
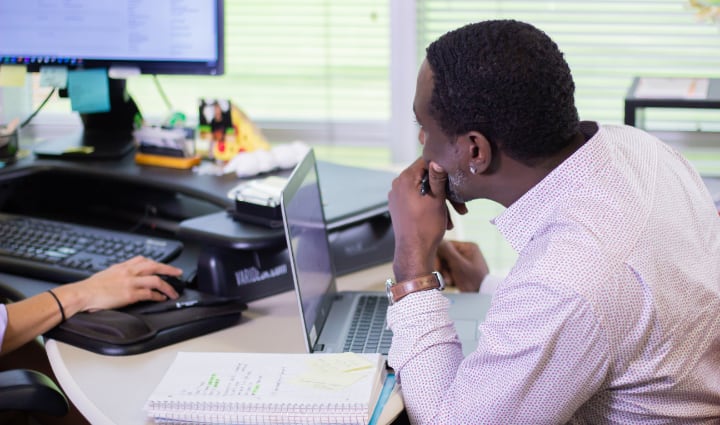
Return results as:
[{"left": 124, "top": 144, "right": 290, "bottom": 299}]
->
[{"left": 387, "top": 123, "right": 720, "bottom": 424}]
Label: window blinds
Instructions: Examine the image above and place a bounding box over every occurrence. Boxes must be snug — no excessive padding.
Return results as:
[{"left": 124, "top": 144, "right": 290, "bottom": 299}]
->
[
  {"left": 133, "top": 0, "right": 391, "bottom": 145},
  {"left": 416, "top": 0, "right": 720, "bottom": 131}
]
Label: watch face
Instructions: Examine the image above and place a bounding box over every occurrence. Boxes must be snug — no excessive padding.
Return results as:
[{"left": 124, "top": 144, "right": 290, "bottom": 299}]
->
[{"left": 433, "top": 270, "right": 446, "bottom": 291}]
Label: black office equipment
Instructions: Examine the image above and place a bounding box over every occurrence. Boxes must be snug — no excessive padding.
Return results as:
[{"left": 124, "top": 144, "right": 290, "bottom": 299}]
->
[
  {"left": 44, "top": 289, "right": 246, "bottom": 356},
  {"left": 0, "top": 155, "right": 396, "bottom": 304},
  {"left": 179, "top": 160, "right": 396, "bottom": 303},
  {"left": 0, "top": 212, "right": 183, "bottom": 283}
]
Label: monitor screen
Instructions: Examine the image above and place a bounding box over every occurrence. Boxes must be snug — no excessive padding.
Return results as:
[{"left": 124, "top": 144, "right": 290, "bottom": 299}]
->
[{"left": 0, "top": 0, "right": 224, "bottom": 76}]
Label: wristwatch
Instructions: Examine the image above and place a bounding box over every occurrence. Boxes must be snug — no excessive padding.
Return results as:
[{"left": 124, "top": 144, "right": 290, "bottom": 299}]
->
[{"left": 385, "top": 271, "right": 445, "bottom": 305}]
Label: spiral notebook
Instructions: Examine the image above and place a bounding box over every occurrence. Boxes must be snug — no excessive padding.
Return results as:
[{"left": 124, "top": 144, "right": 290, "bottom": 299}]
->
[{"left": 145, "top": 351, "right": 386, "bottom": 425}]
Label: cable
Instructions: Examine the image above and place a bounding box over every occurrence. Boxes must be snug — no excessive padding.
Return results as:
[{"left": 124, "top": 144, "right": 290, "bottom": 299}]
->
[
  {"left": 127, "top": 203, "right": 158, "bottom": 233},
  {"left": 19, "top": 87, "right": 57, "bottom": 129},
  {"left": 152, "top": 74, "right": 173, "bottom": 112}
]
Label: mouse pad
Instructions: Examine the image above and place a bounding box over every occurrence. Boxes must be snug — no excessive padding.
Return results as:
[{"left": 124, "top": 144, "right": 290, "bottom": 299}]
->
[{"left": 44, "top": 289, "right": 247, "bottom": 356}]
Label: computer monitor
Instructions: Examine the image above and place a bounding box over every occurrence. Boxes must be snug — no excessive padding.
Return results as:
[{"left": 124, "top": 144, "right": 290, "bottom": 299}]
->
[{"left": 0, "top": 0, "right": 224, "bottom": 159}]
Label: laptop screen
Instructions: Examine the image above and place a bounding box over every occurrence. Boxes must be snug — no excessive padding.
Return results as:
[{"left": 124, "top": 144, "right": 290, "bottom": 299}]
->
[{"left": 281, "top": 149, "right": 338, "bottom": 351}]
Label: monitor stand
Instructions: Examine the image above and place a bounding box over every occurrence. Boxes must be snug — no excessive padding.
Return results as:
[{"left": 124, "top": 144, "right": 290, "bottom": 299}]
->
[{"left": 34, "top": 78, "right": 140, "bottom": 160}]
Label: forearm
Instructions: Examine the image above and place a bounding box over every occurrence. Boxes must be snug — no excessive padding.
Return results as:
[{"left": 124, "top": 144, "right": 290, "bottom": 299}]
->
[
  {"left": 3, "top": 285, "right": 86, "bottom": 354},
  {"left": 3, "top": 292, "right": 62, "bottom": 353},
  {"left": 387, "top": 291, "right": 464, "bottom": 424}
]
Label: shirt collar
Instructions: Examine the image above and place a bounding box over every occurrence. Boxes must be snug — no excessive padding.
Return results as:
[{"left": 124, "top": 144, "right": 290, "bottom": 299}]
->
[{"left": 492, "top": 122, "right": 609, "bottom": 253}]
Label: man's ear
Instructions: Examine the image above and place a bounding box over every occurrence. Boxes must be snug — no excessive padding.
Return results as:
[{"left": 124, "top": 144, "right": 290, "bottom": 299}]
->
[{"left": 462, "top": 131, "right": 492, "bottom": 175}]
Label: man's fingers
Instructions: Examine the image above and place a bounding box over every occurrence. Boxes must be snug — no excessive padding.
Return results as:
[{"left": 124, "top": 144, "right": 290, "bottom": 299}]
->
[
  {"left": 445, "top": 205, "right": 455, "bottom": 231},
  {"left": 427, "top": 161, "right": 447, "bottom": 199},
  {"left": 450, "top": 200, "right": 468, "bottom": 215}
]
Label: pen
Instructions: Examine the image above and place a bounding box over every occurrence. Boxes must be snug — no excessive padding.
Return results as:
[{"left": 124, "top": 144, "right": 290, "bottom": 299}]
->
[
  {"left": 139, "top": 298, "right": 233, "bottom": 314},
  {"left": 420, "top": 170, "right": 430, "bottom": 196},
  {"left": 368, "top": 372, "right": 397, "bottom": 425}
]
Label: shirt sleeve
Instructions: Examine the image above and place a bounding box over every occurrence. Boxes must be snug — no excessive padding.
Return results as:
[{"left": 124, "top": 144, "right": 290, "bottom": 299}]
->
[
  {"left": 479, "top": 273, "right": 504, "bottom": 295},
  {"left": 0, "top": 304, "right": 7, "bottom": 352},
  {"left": 387, "top": 281, "right": 611, "bottom": 424}
]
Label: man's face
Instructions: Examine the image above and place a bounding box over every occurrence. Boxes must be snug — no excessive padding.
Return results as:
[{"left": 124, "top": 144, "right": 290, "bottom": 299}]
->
[{"left": 413, "top": 60, "right": 470, "bottom": 204}]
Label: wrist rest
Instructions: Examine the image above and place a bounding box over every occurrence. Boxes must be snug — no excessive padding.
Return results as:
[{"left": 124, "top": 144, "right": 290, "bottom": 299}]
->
[{"left": 43, "top": 289, "right": 246, "bottom": 356}]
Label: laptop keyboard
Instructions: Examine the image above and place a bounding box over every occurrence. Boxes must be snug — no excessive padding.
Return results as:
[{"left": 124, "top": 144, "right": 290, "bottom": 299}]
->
[{"left": 343, "top": 295, "right": 392, "bottom": 354}]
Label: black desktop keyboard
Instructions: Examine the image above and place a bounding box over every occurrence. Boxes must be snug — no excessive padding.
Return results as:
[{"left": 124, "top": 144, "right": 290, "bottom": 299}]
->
[{"left": 0, "top": 212, "right": 183, "bottom": 283}]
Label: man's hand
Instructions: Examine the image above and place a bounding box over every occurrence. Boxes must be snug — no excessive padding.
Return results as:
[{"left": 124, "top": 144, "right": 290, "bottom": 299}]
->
[
  {"left": 388, "top": 158, "right": 451, "bottom": 281},
  {"left": 435, "top": 240, "right": 489, "bottom": 292}
]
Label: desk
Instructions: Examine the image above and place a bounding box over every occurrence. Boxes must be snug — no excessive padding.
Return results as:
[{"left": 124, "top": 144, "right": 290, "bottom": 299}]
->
[
  {"left": 0, "top": 146, "right": 400, "bottom": 420},
  {"left": 624, "top": 77, "right": 720, "bottom": 128},
  {"left": 44, "top": 263, "right": 404, "bottom": 425},
  {"left": 0, "top": 150, "right": 396, "bottom": 300}
]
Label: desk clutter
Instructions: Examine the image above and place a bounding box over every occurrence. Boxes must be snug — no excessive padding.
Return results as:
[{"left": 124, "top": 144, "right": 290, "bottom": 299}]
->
[
  {"left": 144, "top": 351, "right": 387, "bottom": 425},
  {"left": 198, "top": 98, "right": 270, "bottom": 163},
  {"left": 134, "top": 97, "right": 272, "bottom": 170},
  {"left": 134, "top": 125, "right": 202, "bottom": 169}
]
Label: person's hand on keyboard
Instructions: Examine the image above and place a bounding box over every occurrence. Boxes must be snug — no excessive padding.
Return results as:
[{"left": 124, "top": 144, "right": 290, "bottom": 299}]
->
[{"left": 0, "top": 256, "right": 183, "bottom": 355}]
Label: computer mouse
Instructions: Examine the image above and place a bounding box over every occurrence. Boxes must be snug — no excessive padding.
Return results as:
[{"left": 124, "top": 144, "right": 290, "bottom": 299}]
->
[{"left": 156, "top": 274, "right": 186, "bottom": 295}]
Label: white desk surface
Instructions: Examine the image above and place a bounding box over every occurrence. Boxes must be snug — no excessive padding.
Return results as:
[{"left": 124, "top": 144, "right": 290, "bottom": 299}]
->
[{"left": 45, "top": 263, "right": 402, "bottom": 425}]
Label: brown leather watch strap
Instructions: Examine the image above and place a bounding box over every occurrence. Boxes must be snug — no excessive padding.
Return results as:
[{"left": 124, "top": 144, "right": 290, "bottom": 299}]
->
[{"left": 387, "top": 271, "right": 445, "bottom": 304}]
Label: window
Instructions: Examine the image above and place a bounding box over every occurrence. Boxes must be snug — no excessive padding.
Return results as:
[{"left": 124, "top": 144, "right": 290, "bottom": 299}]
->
[
  {"left": 31, "top": 0, "right": 391, "bottom": 146},
  {"left": 26, "top": 1, "right": 720, "bottom": 152},
  {"left": 416, "top": 0, "right": 720, "bottom": 131}
]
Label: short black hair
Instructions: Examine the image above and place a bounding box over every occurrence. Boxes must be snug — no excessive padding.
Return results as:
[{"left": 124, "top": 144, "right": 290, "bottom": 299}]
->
[{"left": 426, "top": 20, "right": 579, "bottom": 164}]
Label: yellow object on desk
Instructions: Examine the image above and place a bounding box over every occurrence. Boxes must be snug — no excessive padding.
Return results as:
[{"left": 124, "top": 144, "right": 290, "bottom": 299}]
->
[{"left": 135, "top": 152, "right": 202, "bottom": 169}]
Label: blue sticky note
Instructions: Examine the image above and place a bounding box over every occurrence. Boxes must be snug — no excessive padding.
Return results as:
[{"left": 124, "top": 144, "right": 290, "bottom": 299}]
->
[{"left": 67, "top": 69, "right": 110, "bottom": 113}]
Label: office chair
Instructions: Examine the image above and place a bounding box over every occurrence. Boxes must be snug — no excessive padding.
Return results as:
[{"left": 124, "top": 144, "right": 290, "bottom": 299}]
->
[
  {"left": 0, "top": 283, "right": 69, "bottom": 420},
  {"left": 0, "top": 368, "right": 69, "bottom": 416}
]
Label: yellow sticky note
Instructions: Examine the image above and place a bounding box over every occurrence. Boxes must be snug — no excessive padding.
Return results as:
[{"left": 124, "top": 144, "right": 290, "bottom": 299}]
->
[
  {"left": 291, "top": 353, "right": 376, "bottom": 391},
  {"left": 307, "top": 352, "right": 374, "bottom": 373},
  {"left": 0, "top": 65, "right": 27, "bottom": 87}
]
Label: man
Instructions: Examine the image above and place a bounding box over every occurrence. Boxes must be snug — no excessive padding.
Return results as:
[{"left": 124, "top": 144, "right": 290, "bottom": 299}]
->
[{"left": 386, "top": 19, "right": 720, "bottom": 423}]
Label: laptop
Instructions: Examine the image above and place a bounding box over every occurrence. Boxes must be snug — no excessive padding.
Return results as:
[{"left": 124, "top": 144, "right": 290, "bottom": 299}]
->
[{"left": 281, "top": 149, "right": 492, "bottom": 356}]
